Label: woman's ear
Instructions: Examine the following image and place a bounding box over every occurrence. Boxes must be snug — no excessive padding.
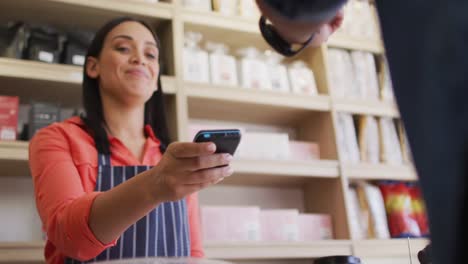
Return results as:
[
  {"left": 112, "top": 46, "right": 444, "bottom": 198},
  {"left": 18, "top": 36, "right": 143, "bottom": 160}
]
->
[{"left": 86, "top": 56, "right": 100, "bottom": 79}]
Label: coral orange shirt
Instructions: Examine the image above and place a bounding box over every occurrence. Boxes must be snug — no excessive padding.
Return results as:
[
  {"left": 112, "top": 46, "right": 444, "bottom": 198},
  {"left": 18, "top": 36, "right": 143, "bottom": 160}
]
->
[{"left": 29, "top": 116, "right": 204, "bottom": 264}]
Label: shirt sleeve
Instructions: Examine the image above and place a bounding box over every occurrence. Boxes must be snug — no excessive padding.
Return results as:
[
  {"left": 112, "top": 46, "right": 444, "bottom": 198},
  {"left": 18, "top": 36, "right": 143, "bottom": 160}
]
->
[
  {"left": 29, "top": 125, "right": 117, "bottom": 261},
  {"left": 186, "top": 192, "right": 204, "bottom": 258},
  {"left": 263, "top": 0, "right": 347, "bottom": 22}
]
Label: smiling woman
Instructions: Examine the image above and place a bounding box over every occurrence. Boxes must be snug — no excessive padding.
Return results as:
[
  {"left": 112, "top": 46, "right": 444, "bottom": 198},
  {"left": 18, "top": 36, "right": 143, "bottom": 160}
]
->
[{"left": 28, "top": 17, "right": 235, "bottom": 264}]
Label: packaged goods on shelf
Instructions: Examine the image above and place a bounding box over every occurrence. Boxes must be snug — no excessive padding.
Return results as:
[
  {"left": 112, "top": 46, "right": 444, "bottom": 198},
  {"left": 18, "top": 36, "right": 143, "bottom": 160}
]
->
[
  {"left": 28, "top": 102, "right": 61, "bottom": 139},
  {"left": 338, "top": 0, "right": 379, "bottom": 39},
  {"left": 355, "top": 182, "right": 390, "bottom": 239},
  {"left": 201, "top": 206, "right": 260, "bottom": 242},
  {"left": 347, "top": 186, "right": 368, "bottom": 239},
  {"left": 397, "top": 121, "right": 413, "bottom": 164},
  {"left": 336, "top": 113, "right": 360, "bottom": 163},
  {"left": 263, "top": 50, "right": 290, "bottom": 93},
  {"left": 378, "top": 181, "right": 421, "bottom": 238},
  {"left": 0, "top": 21, "right": 29, "bottom": 59},
  {"left": 327, "top": 49, "right": 358, "bottom": 98},
  {"left": 380, "top": 58, "right": 395, "bottom": 101},
  {"left": 25, "top": 25, "right": 66, "bottom": 64},
  {"left": 358, "top": 116, "right": 379, "bottom": 164},
  {"left": 238, "top": 0, "right": 260, "bottom": 18},
  {"left": 289, "top": 140, "right": 320, "bottom": 161},
  {"left": 407, "top": 183, "right": 429, "bottom": 237},
  {"left": 206, "top": 42, "right": 238, "bottom": 86},
  {"left": 350, "top": 51, "right": 379, "bottom": 100},
  {"left": 288, "top": 61, "right": 318, "bottom": 96},
  {"left": 260, "top": 209, "right": 299, "bottom": 241},
  {"left": 62, "top": 30, "right": 94, "bottom": 66},
  {"left": 237, "top": 47, "right": 271, "bottom": 90},
  {"left": 212, "top": 0, "right": 238, "bottom": 16},
  {"left": 183, "top": 32, "right": 210, "bottom": 83},
  {"left": 182, "top": 0, "right": 212, "bottom": 12},
  {"left": 236, "top": 131, "right": 290, "bottom": 160},
  {"left": 298, "top": 213, "right": 333, "bottom": 241},
  {"left": 0, "top": 96, "right": 19, "bottom": 140},
  {"left": 379, "top": 117, "right": 403, "bottom": 164}
]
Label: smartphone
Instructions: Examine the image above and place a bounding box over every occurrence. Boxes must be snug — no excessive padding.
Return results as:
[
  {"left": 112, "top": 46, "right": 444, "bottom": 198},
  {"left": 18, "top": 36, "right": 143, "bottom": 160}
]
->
[{"left": 193, "top": 129, "right": 242, "bottom": 155}]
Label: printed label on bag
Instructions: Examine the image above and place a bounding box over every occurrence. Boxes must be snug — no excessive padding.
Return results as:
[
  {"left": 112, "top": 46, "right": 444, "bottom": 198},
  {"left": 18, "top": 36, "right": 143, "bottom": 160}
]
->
[
  {"left": 38, "top": 51, "right": 54, "bottom": 63},
  {"left": 72, "top": 55, "right": 85, "bottom": 66}
]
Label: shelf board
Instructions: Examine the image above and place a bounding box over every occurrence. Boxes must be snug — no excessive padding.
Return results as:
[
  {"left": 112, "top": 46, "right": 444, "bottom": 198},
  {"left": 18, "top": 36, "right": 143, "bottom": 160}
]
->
[
  {"left": 204, "top": 241, "right": 353, "bottom": 260},
  {"left": 352, "top": 239, "right": 430, "bottom": 258},
  {"left": 0, "top": 0, "right": 172, "bottom": 31},
  {"left": 0, "top": 241, "right": 44, "bottom": 263},
  {"left": 342, "top": 163, "right": 418, "bottom": 181},
  {"left": 223, "top": 159, "right": 340, "bottom": 186},
  {"left": 181, "top": 9, "right": 258, "bottom": 34},
  {"left": 333, "top": 97, "right": 399, "bottom": 117},
  {"left": 0, "top": 58, "right": 176, "bottom": 106},
  {"left": 328, "top": 32, "right": 384, "bottom": 54},
  {"left": 185, "top": 82, "right": 330, "bottom": 126},
  {"left": 0, "top": 141, "right": 30, "bottom": 177}
]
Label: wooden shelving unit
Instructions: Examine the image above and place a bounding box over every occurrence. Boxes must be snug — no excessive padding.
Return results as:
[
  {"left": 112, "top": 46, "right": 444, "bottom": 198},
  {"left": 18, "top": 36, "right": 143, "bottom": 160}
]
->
[
  {"left": 204, "top": 241, "right": 353, "bottom": 260},
  {"left": 342, "top": 163, "right": 418, "bottom": 181},
  {"left": 0, "top": 241, "right": 44, "bottom": 263},
  {"left": 332, "top": 97, "right": 399, "bottom": 117},
  {"left": 0, "top": 1, "right": 423, "bottom": 264}
]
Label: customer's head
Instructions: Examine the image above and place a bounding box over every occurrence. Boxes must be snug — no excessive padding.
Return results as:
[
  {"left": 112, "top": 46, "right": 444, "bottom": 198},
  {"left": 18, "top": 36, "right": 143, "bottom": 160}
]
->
[{"left": 82, "top": 17, "right": 169, "bottom": 154}]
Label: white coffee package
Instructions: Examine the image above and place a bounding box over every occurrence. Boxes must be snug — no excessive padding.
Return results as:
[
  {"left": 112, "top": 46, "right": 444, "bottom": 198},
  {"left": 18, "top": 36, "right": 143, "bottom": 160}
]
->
[
  {"left": 238, "top": 0, "right": 261, "bottom": 18},
  {"left": 182, "top": 0, "right": 212, "bottom": 12},
  {"left": 351, "top": 51, "right": 379, "bottom": 100},
  {"left": 358, "top": 116, "right": 380, "bottom": 164},
  {"left": 379, "top": 117, "right": 403, "bottom": 164},
  {"left": 328, "top": 49, "right": 358, "bottom": 98},
  {"left": 212, "top": 0, "right": 238, "bottom": 16},
  {"left": 237, "top": 47, "right": 271, "bottom": 90},
  {"left": 360, "top": 182, "right": 391, "bottom": 239},
  {"left": 381, "top": 58, "right": 395, "bottom": 101},
  {"left": 264, "top": 50, "right": 290, "bottom": 93},
  {"left": 206, "top": 42, "right": 238, "bottom": 86},
  {"left": 288, "top": 61, "right": 318, "bottom": 96},
  {"left": 183, "top": 32, "right": 210, "bottom": 83},
  {"left": 336, "top": 113, "right": 360, "bottom": 163}
]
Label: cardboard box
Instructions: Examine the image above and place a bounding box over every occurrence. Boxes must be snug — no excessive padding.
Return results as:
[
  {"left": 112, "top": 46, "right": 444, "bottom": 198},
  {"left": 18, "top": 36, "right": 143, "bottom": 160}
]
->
[
  {"left": 0, "top": 96, "right": 19, "bottom": 140},
  {"left": 201, "top": 206, "right": 260, "bottom": 242},
  {"left": 298, "top": 213, "right": 333, "bottom": 241},
  {"left": 260, "top": 209, "right": 299, "bottom": 241},
  {"left": 289, "top": 140, "right": 320, "bottom": 160}
]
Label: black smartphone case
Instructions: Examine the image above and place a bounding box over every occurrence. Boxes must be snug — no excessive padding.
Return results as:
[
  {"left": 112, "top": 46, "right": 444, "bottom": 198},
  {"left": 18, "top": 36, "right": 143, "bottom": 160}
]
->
[{"left": 193, "top": 129, "right": 241, "bottom": 155}]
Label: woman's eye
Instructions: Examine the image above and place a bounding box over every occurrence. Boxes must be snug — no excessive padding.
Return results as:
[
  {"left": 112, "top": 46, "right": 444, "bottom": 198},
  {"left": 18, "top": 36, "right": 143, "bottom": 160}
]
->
[
  {"left": 146, "top": 53, "right": 157, "bottom": 59},
  {"left": 116, "top": 46, "right": 129, "bottom": 52}
]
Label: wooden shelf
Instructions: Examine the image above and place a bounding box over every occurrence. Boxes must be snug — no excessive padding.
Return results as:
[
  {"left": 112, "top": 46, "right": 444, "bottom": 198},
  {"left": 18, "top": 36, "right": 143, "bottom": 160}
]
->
[
  {"left": 333, "top": 97, "right": 399, "bottom": 117},
  {"left": 0, "top": 241, "right": 44, "bottom": 263},
  {"left": 0, "top": 141, "right": 30, "bottom": 177},
  {"left": 342, "top": 163, "right": 418, "bottom": 181},
  {"left": 352, "top": 239, "right": 430, "bottom": 258},
  {"left": 328, "top": 32, "right": 384, "bottom": 54},
  {"left": 204, "top": 241, "right": 353, "bottom": 260},
  {"left": 0, "top": 0, "right": 172, "bottom": 31},
  {"left": 181, "top": 9, "right": 258, "bottom": 34},
  {"left": 185, "top": 82, "right": 330, "bottom": 126},
  {"left": 223, "top": 159, "right": 340, "bottom": 186},
  {"left": 0, "top": 58, "right": 176, "bottom": 106}
]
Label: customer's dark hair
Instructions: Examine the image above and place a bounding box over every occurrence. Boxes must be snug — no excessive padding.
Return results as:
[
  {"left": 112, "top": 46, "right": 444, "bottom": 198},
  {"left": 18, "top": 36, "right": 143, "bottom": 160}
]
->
[{"left": 81, "top": 16, "right": 170, "bottom": 154}]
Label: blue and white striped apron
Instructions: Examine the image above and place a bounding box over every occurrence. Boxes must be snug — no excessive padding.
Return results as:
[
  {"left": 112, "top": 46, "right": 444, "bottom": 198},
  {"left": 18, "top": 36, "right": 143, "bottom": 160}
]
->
[{"left": 65, "top": 153, "right": 190, "bottom": 263}]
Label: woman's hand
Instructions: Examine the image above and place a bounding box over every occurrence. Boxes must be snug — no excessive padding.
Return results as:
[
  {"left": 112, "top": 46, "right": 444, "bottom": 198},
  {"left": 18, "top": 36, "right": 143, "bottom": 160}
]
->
[{"left": 149, "top": 142, "right": 233, "bottom": 202}]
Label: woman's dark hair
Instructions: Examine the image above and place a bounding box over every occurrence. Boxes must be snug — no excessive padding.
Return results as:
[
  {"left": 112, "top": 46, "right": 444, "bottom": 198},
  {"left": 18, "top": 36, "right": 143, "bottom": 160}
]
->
[{"left": 81, "top": 16, "right": 170, "bottom": 154}]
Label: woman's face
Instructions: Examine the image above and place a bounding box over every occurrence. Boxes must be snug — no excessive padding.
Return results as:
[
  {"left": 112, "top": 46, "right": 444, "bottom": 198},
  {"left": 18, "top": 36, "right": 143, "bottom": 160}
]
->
[{"left": 86, "top": 21, "right": 160, "bottom": 106}]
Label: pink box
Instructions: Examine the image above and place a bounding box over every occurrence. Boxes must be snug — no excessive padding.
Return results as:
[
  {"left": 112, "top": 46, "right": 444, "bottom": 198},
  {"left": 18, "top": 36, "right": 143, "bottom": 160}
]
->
[
  {"left": 289, "top": 140, "right": 320, "bottom": 161},
  {"left": 298, "top": 214, "right": 333, "bottom": 241},
  {"left": 260, "top": 209, "right": 299, "bottom": 241},
  {"left": 0, "top": 96, "right": 19, "bottom": 140},
  {"left": 201, "top": 206, "right": 260, "bottom": 242}
]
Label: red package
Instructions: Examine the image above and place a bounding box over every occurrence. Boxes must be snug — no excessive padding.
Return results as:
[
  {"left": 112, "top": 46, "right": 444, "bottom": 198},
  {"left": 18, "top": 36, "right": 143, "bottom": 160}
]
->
[
  {"left": 378, "top": 181, "right": 421, "bottom": 238},
  {"left": 408, "top": 184, "right": 430, "bottom": 236},
  {"left": 0, "top": 96, "right": 19, "bottom": 141}
]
